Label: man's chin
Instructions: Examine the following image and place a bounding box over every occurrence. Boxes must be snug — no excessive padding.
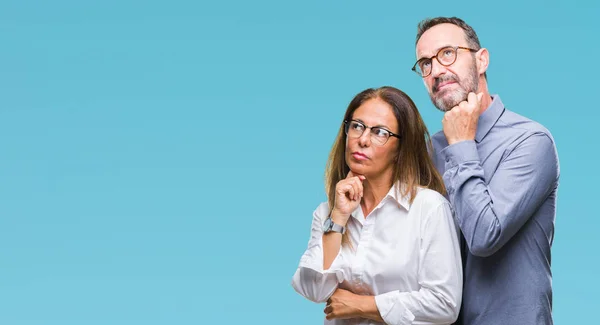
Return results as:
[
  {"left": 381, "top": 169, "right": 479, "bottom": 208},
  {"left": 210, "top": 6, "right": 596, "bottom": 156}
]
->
[
  {"left": 431, "top": 94, "right": 456, "bottom": 112},
  {"left": 433, "top": 91, "right": 468, "bottom": 111},
  {"left": 434, "top": 104, "right": 451, "bottom": 112}
]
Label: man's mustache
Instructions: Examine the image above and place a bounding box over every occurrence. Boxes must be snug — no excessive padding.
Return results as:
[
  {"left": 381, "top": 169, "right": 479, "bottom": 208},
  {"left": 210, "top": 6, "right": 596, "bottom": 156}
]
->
[{"left": 433, "top": 75, "right": 459, "bottom": 93}]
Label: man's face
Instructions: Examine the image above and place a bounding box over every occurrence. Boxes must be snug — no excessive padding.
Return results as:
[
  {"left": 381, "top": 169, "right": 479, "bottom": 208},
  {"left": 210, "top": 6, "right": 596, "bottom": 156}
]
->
[{"left": 415, "top": 23, "right": 480, "bottom": 112}]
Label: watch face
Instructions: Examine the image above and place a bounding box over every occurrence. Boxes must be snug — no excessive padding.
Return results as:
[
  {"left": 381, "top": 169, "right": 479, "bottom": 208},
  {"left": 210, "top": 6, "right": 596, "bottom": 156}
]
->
[{"left": 322, "top": 217, "right": 332, "bottom": 232}]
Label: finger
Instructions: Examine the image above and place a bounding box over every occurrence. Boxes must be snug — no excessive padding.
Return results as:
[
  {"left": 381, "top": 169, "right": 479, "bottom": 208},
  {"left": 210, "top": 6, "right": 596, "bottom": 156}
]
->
[
  {"left": 351, "top": 174, "right": 366, "bottom": 183},
  {"left": 476, "top": 92, "right": 484, "bottom": 113},
  {"left": 350, "top": 181, "right": 359, "bottom": 201},
  {"left": 325, "top": 307, "right": 337, "bottom": 320},
  {"left": 444, "top": 111, "right": 452, "bottom": 121},
  {"left": 348, "top": 170, "right": 366, "bottom": 181},
  {"left": 354, "top": 177, "right": 364, "bottom": 198},
  {"left": 345, "top": 184, "right": 355, "bottom": 201},
  {"left": 336, "top": 182, "right": 347, "bottom": 196},
  {"left": 467, "top": 92, "right": 477, "bottom": 103},
  {"left": 347, "top": 170, "right": 355, "bottom": 179},
  {"left": 337, "top": 182, "right": 351, "bottom": 195},
  {"left": 324, "top": 305, "right": 332, "bottom": 314},
  {"left": 467, "top": 92, "right": 478, "bottom": 110}
]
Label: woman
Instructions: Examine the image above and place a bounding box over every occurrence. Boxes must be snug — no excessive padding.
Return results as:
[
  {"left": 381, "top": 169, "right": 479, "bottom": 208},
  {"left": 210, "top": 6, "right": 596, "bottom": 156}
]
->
[{"left": 291, "top": 87, "right": 463, "bottom": 324}]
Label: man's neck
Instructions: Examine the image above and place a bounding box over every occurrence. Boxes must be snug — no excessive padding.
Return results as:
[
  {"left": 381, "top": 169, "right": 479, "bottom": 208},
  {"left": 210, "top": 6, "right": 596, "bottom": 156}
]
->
[{"left": 477, "top": 79, "right": 492, "bottom": 114}]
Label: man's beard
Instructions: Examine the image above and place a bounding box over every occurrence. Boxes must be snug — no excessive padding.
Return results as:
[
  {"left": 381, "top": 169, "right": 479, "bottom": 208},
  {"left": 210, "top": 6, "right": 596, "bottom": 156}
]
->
[{"left": 429, "top": 62, "right": 479, "bottom": 112}]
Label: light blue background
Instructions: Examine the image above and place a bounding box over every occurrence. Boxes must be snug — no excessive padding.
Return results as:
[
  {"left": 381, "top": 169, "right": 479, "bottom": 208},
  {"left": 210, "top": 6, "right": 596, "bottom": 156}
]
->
[{"left": 0, "top": 0, "right": 596, "bottom": 324}]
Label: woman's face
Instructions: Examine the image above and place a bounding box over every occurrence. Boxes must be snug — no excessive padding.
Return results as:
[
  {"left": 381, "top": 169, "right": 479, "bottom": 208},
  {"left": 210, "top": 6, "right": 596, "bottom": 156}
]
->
[{"left": 345, "top": 98, "right": 399, "bottom": 179}]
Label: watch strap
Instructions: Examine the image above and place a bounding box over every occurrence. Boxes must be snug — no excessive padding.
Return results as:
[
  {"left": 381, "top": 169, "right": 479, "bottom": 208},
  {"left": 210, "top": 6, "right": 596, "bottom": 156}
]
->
[{"left": 324, "top": 216, "right": 346, "bottom": 234}]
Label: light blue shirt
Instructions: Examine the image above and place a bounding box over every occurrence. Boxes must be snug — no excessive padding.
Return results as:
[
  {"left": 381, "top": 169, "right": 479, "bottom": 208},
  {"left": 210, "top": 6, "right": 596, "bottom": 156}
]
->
[{"left": 431, "top": 94, "right": 560, "bottom": 325}]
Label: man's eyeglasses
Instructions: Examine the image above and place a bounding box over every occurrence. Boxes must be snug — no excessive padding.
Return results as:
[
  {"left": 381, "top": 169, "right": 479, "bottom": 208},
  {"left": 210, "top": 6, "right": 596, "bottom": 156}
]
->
[
  {"left": 344, "top": 120, "right": 400, "bottom": 146},
  {"left": 412, "top": 46, "right": 478, "bottom": 78}
]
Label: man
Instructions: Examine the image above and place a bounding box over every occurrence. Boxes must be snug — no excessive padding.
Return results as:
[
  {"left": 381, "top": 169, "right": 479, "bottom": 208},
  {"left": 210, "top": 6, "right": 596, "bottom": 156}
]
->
[{"left": 412, "top": 17, "right": 560, "bottom": 325}]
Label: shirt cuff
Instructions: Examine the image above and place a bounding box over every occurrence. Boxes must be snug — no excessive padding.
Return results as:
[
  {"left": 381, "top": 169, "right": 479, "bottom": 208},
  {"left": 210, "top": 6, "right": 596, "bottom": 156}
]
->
[
  {"left": 298, "top": 246, "right": 346, "bottom": 283},
  {"left": 441, "top": 140, "right": 480, "bottom": 170},
  {"left": 374, "top": 291, "right": 415, "bottom": 325},
  {"left": 292, "top": 247, "right": 347, "bottom": 302}
]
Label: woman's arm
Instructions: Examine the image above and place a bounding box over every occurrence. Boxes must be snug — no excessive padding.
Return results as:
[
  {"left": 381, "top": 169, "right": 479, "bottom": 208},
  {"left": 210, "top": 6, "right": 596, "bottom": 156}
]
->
[
  {"left": 325, "top": 201, "right": 463, "bottom": 324},
  {"left": 322, "top": 208, "right": 349, "bottom": 270},
  {"left": 292, "top": 172, "right": 365, "bottom": 303},
  {"left": 291, "top": 203, "right": 347, "bottom": 303},
  {"left": 324, "top": 289, "right": 384, "bottom": 322}
]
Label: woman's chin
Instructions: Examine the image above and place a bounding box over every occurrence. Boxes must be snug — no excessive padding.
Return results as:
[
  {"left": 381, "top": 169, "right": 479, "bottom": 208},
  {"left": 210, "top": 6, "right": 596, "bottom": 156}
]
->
[{"left": 347, "top": 162, "right": 369, "bottom": 176}]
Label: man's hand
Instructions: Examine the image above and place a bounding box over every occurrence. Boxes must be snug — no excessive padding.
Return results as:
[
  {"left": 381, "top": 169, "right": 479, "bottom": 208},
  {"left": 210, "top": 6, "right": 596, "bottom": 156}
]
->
[{"left": 442, "top": 92, "right": 483, "bottom": 145}]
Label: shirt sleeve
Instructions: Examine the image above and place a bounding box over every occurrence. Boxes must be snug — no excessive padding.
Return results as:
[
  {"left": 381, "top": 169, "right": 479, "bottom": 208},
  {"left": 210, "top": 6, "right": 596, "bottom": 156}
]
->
[
  {"left": 374, "top": 201, "right": 463, "bottom": 325},
  {"left": 291, "top": 202, "right": 348, "bottom": 303},
  {"left": 441, "top": 133, "right": 559, "bottom": 257}
]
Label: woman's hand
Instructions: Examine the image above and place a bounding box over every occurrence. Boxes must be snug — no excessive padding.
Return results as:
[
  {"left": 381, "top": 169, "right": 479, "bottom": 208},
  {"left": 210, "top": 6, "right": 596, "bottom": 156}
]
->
[
  {"left": 322, "top": 171, "right": 366, "bottom": 270},
  {"left": 332, "top": 171, "right": 365, "bottom": 225},
  {"left": 324, "top": 289, "right": 383, "bottom": 322}
]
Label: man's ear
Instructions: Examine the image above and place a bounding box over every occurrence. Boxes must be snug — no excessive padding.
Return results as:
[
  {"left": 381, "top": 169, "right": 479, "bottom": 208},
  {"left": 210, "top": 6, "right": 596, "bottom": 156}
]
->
[{"left": 476, "top": 48, "right": 489, "bottom": 75}]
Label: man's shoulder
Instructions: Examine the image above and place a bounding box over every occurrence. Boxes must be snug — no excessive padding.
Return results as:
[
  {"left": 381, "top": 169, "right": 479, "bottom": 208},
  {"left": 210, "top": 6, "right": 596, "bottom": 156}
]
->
[{"left": 500, "top": 107, "right": 555, "bottom": 142}]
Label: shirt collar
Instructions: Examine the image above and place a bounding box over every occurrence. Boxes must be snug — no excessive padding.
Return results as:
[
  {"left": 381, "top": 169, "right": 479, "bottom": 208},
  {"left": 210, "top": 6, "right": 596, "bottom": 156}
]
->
[
  {"left": 388, "top": 182, "right": 412, "bottom": 211},
  {"left": 475, "top": 94, "right": 505, "bottom": 143},
  {"left": 350, "top": 182, "right": 411, "bottom": 221}
]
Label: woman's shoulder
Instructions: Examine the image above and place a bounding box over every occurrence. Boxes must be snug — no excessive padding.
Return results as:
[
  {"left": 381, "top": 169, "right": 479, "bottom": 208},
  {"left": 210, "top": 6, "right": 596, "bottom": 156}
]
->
[
  {"left": 410, "top": 188, "right": 454, "bottom": 230},
  {"left": 412, "top": 187, "right": 451, "bottom": 210},
  {"left": 414, "top": 187, "right": 448, "bottom": 202}
]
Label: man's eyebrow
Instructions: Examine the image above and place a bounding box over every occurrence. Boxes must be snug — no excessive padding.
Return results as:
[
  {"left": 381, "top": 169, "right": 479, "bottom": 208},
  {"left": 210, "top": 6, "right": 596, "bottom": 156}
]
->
[{"left": 417, "top": 44, "right": 452, "bottom": 61}]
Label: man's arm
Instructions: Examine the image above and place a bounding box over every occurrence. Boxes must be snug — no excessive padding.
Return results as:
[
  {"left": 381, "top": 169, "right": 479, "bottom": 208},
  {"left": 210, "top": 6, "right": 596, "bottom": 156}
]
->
[{"left": 442, "top": 133, "right": 559, "bottom": 257}]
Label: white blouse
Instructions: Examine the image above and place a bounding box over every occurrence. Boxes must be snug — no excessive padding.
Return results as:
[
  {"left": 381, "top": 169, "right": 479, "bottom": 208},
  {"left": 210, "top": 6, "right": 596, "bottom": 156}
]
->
[{"left": 291, "top": 184, "right": 463, "bottom": 325}]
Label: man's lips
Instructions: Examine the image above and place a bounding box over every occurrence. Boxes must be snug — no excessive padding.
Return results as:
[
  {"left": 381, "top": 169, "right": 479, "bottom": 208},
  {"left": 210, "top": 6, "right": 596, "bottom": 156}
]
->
[{"left": 436, "top": 80, "right": 456, "bottom": 91}]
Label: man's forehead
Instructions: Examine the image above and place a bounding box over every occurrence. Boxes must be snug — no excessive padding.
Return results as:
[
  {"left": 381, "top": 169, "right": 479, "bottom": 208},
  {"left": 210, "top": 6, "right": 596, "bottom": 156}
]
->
[{"left": 416, "top": 23, "right": 466, "bottom": 57}]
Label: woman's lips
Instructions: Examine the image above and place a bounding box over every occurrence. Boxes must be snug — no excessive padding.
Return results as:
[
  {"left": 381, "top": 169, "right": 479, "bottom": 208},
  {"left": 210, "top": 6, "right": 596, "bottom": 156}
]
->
[{"left": 352, "top": 152, "right": 369, "bottom": 160}]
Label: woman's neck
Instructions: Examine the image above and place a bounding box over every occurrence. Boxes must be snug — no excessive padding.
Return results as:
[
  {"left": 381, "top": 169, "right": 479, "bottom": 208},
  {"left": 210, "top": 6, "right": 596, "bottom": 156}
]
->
[{"left": 360, "top": 174, "right": 394, "bottom": 218}]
